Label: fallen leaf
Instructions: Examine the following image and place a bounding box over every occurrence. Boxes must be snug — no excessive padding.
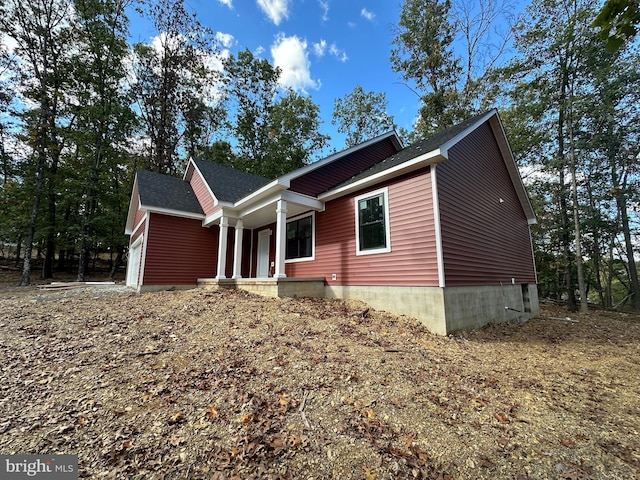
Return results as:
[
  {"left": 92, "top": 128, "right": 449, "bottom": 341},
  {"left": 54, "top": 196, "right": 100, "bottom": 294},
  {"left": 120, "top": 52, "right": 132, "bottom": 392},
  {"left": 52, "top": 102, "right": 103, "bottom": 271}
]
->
[
  {"left": 494, "top": 413, "right": 509, "bottom": 424},
  {"left": 206, "top": 405, "right": 218, "bottom": 420},
  {"left": 239, "top": 413, "right": 253, "bottom": 424},
  {"left": 168, "top": 412, "right": 185, "bottom": 425},
  {"left": 361, "top": 408, "right": 376, "bottom": 419},
  {"left": 362, "top": 465, "right": 377, "bottom": 480}
]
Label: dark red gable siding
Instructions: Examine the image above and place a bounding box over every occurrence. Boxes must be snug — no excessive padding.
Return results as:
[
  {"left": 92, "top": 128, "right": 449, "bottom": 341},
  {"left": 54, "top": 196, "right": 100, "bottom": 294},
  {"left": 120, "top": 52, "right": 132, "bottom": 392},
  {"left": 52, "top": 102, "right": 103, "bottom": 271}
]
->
[
  {"left": 286, "top": 168, "right": 440, "bottom": 286},
  {"left": 289, "top": 138, "right": 399, "bottom": 196},
  {"left": 142, "top": 213, "right": 217, "bottom": 285},
  {"left": 437, "top": 122, "right": 536, "bottom": 286},
  {"left": 190, "top": 169, "right": 217, "bottom": 216}
]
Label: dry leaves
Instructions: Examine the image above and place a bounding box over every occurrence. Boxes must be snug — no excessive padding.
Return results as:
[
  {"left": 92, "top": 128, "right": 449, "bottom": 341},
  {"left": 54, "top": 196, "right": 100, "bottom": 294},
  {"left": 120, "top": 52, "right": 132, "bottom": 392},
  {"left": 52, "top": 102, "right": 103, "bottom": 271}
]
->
[{"left": 0, "top": 280, "right": 639, "bottom": 479}]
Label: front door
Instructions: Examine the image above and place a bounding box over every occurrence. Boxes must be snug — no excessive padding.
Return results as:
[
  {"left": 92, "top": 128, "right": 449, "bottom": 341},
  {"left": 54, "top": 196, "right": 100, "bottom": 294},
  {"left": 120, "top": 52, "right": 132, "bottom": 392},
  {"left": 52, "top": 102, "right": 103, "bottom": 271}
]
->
[{"left": 257, "top": 229, "right": 271, "bottom": 277}]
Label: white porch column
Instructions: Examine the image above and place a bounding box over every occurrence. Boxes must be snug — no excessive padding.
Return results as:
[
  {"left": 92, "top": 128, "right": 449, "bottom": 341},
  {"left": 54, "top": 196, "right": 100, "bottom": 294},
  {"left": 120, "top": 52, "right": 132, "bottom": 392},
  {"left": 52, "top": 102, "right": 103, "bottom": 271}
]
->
[
  {"left": 232, "top": 219, "right": 244, "bottom": 279},
  {"left": 273, "top": 199, "right": 287, "bottom": 278},
  {"left": 216, "top": 216, "right": 229, "bottom": 279}
]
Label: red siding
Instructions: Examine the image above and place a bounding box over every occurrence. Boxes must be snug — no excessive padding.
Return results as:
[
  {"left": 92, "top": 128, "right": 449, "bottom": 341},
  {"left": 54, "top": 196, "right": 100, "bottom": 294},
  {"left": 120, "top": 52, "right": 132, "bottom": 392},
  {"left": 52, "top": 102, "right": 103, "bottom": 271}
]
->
[
  {"left": 289, "top": 138, "right": 399, "bottom": 196},
  {"left": 131, "top": 216, "right": 146, "bottom": 244},
  {"left": 190, "top": 169, "right": 217, "bottom": 215},
  {"left": 134, "top": 204, "right": 145, "bottom": 228},
  {"left": 437, "top": 122, "right": 536, "bottom": 286},
  {"left": 286, "top": 168, "right": 439, "bottom": 286},
  {"left": 142, "top": 213, "right": 218, "bottom": 285}
]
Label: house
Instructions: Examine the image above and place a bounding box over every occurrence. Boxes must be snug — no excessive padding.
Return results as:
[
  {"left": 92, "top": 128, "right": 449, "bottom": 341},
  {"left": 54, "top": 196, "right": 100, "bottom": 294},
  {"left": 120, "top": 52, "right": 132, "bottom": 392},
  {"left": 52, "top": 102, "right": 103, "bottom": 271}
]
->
[{"left": 125, "top": 109, "right": 539, "bottom": 335}]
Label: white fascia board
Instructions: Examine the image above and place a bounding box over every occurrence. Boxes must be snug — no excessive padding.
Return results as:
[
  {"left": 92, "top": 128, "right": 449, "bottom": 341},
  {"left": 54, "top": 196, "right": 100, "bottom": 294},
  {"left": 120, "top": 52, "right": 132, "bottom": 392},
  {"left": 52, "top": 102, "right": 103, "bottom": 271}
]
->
[
  {"left": 277, "top": 130, "right": 403, "bottom": 184},
  {"left": 182, "top": 158, "right": 195, "bottom": 181},
  {"left": 438, "top": 109, "right": 498, "bottom": 156},
  {"left": 234, "top": 179, "right": 289, "bottom": 208},
  {"left": 187, "top": 158, "right": 221, "bottom": 207},
  {"left": 124, "top": 178, "right": 140, "bottom": 235},
  {"left": 319, "top": 149, "right": 446, "bottom": 202},
  {"left": 142, "top": 205, "right": 205, "bottom": 221},
  {"left": 280, "top": 190, "right": 324, "bottom": 211},
  {"left": 203, "top": 207, "right": 240, "bottom": 227}
]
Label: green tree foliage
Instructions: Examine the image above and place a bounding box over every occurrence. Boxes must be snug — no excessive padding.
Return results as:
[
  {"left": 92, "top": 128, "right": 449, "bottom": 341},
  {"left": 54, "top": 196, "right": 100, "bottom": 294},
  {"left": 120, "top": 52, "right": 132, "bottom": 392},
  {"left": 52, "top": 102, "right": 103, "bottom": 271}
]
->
[
  {"left": 69, "top": 0, "right": 137, "bottom": 281},
  {"left": 332, "top": 85, "right": 396, "bottom": 148},
  {"left": 129, "top": 0, "right": 220, "bottom": 176},
  {"left": 391, "top": 0, "right": 462, "bottom": 135},
  {"left": 391, "top": 0, "right": 515, "bottom": 137},
  {"left": 500, "top": 0, "right": 640, "bottom": 311},
  {"left": 593, "top": 0, "right": 640, "bottom": 50},
  {"left": 222, "top": 49, "right": 328, "bottom": 178},
  {"left": 0, "top": 0, "right": 74, "bottom": 285}
]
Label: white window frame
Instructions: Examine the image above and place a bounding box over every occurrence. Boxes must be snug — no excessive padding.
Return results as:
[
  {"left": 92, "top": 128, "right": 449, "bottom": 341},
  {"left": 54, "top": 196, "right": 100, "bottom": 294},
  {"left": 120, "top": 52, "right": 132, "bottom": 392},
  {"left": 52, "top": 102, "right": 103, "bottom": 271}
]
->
[
  {"left": 355, "top": 187, "right": 391, "bottom": 256},
  {"left": 284, "top": 212, "right": 315, "bottom": 263}
]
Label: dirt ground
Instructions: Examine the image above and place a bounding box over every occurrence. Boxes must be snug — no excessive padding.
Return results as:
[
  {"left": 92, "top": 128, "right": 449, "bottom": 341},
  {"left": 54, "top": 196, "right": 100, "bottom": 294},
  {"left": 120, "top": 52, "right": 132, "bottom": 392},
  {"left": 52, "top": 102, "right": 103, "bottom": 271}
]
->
[{"left": 0, "top": 273, "right": 639, "bottom": 479}]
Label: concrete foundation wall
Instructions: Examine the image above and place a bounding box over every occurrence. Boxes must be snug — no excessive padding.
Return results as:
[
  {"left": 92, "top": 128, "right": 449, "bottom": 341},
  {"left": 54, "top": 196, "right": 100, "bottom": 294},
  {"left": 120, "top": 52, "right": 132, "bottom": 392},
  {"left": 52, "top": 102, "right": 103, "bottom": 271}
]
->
[
  {"left": 325, "top": 285, "right": 448, "bottom": 335},
  {"left": 326, "top": 283, "right": 540, "bottom": 335},
  {"left": 443, "top": 284, "right": 539, "bottom": 333}
]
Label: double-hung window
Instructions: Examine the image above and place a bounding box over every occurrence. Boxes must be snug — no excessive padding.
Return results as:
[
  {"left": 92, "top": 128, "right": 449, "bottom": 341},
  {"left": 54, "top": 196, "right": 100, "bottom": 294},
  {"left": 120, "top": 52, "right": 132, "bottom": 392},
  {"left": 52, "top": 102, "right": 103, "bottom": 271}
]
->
[
  {"left": 285, "top": 213, "right": 314, "bottom": 261},
  {"left": 355, "top": 187, "right": 391, "bottom": 255}
]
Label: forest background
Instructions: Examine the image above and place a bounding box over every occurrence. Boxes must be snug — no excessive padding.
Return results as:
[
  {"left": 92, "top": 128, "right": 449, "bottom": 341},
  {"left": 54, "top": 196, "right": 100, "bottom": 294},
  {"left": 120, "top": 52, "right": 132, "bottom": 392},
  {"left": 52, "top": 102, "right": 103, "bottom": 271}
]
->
[{"left": 0, "top": 0, "right": 638, "bottom": 313}]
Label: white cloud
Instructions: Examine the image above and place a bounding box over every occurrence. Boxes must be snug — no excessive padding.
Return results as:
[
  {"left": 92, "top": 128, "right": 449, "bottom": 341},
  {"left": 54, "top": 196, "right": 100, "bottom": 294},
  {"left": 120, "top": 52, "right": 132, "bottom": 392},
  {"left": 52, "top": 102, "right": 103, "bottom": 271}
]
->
[
  {"left": 218, "top": 0, "right": 233, "bottom": 7},
  {"left": 270, "top": 34, "right": 319, "bottom": 92},
  {"left": 318, "top": 0, "right": 329, "bottom": 21},
  {"left": 361, "top": 8, "right": 375, "bottom": 21},
  {"left": 215, "top": 32, "right": 235, "bottom": 48},
  {"left": 313, "top": 39, "right": 327, "bottom": 57},
  {"left": 329, "top": 43, "right": 348, "bottom": 62},
  {"left": 257, "top": 0, "right": 290, "bottom": 25}
]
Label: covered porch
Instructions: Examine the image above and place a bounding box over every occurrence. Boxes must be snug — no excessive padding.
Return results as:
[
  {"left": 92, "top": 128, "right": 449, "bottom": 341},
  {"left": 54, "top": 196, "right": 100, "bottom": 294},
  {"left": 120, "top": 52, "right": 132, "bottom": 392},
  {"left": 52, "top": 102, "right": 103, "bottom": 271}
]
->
[{"left": 202, "top": 183, "right": 325, "bottom": 290}]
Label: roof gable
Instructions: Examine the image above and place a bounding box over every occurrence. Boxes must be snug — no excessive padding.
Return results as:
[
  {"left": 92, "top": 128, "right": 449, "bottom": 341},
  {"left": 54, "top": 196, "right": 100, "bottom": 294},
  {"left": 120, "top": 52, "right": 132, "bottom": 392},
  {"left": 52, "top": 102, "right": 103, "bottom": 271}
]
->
[
  {"left": 190, "top": 159, "right": 270, "bottom": 203},
  {"left": 321, "top": 110, "right": 536, "bottom": 224},
  {"left": 288, "top": 134, "right": 402, "bottom": 196},
  {"left": 137, "top": 170, "right": 204, "bottom": 215}
]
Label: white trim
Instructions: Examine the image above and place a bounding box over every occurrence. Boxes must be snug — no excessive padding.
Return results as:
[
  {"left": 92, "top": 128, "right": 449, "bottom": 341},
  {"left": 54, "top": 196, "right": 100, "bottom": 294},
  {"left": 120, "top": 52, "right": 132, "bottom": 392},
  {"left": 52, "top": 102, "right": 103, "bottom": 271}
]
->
[
  {"left": 126, "top": 235, "right": 144, "bottom": 287},
  {"left": 320, "top": 149, "right": 446, "bottom": 202},
  {"left": 354, "top": 187, "right": 391, "bottom": 256},
  {"left": 142, "top": 205, "right": 205, "bottom": 221},
  {"left": 274, "top": 200, "right": 288, "bottom": 278},
  {"left": 138, "top": 216, "right": 150, "bottom": 288},
  {"left": 284, "top": 211, "right": 316, "bottom": 263},
  {"left": 184, "top": 159, "right": 219, "bottom": 206},
  {"left": 431, "top": 165, "right": 445, "bottom": 288},
  {"left": 131, "top": 213, "right": 148, "bottom": 239}
]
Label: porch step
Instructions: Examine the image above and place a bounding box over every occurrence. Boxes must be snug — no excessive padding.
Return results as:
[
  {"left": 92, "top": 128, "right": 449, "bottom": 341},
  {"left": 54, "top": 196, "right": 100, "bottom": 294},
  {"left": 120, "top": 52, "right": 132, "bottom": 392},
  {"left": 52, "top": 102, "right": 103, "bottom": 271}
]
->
[{"left": 197, "top": 277, "right": 326, "bottom": 298}]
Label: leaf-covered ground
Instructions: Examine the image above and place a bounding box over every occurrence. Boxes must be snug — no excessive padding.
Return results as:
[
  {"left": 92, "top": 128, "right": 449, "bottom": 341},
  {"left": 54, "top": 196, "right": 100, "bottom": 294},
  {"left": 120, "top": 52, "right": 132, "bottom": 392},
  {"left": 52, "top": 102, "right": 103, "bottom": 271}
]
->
[{"left": 0, "top": 281, "right": 639, "bottom": 479}]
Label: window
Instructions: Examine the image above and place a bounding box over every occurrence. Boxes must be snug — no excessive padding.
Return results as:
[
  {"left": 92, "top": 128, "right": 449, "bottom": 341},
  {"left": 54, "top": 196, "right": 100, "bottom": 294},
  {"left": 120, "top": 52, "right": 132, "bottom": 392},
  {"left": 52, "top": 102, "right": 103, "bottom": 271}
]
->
[
  {"left": 355, "top": 187, "right": 391, "bottom": 255},
  {"left": 285, "top": 214, "right": 313, "bottom": 261}
]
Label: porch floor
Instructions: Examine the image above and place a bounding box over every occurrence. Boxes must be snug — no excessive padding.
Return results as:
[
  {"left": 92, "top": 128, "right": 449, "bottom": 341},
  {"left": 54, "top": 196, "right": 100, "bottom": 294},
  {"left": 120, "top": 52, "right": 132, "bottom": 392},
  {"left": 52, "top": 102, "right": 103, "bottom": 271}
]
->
[{"left": 197, "top": 277, "right": 326, "bottom": 298}]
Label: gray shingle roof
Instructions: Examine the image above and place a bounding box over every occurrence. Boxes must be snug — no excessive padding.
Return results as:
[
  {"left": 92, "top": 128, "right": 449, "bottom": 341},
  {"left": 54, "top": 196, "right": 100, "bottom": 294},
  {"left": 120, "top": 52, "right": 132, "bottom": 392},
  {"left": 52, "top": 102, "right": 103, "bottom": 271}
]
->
[
  {"left": 333, "top": 111, "right": 490, "bottom": 190},
  {"left": 192, "top": 159, "right": 271, "bottom": 202},
  {"left": 137, "top": 170, "right": 204, "bottom": 215}
]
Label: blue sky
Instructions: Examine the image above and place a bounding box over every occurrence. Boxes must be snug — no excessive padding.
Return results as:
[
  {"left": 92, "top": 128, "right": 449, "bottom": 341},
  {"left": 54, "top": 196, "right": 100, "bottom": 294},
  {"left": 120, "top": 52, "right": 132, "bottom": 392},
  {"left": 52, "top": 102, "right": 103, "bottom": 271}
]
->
[{"left": 131, "top": 0, "right": 421, "bottom": 153}]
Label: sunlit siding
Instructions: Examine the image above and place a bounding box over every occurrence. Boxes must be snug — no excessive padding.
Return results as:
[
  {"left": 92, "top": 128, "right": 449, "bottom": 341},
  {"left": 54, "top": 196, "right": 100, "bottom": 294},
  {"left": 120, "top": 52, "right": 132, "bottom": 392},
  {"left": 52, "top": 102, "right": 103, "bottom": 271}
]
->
[
  {"left": 134, "top": 205, "right": 145, "bottom": 227},
  {"left": 131, "top": 217, "right": 146, "bottom": 244},
  {"left": 289, "top": 138, "right": 399, "bottom": 196},
  {"left": 142, "top": 213, "right": 217, "bottom": 285},
  {"left": 286, "top": 168, "right": 439, "bottom": 286},
  {"left": 437, "top": 122, "right": 536, "bottom": 286},
  {"left": 190, "top": 169, "right": 217, "bottom": 215}
]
